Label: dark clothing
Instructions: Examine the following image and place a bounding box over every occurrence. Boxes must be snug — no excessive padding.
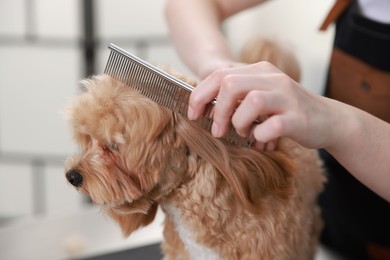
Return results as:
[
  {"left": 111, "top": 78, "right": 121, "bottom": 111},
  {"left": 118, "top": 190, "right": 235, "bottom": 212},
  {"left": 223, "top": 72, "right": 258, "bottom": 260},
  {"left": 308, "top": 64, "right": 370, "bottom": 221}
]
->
[{"left": 319, "top": 2, "right": 390, "bottom": 260}]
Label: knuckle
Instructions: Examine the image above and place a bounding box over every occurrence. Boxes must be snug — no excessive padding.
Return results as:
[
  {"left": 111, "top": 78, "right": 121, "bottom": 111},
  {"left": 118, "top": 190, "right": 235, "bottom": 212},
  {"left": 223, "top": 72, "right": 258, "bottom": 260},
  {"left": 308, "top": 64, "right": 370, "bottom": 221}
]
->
[
  {"left": 246, "top": 91, "right": 265, "bottom": 109},
  {"left": 220, "top": 74, "right": 237, "bottom": 93},
  {"left": 210, "top": 68, "right": 226, "bottom": 82},
  {"left": 255, "top": 60, "right": 274, "bottom": 70}
]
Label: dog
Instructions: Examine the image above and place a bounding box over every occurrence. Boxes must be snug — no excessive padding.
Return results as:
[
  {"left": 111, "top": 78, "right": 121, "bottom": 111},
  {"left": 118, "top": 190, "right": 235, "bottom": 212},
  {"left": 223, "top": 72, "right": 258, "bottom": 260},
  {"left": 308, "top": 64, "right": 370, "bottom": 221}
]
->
[
  {"left": 64, "top": 38, "right": 325, "bottom": 259},
  {"left": 238, "top": 36, "right": 301, "bottom": 82}
]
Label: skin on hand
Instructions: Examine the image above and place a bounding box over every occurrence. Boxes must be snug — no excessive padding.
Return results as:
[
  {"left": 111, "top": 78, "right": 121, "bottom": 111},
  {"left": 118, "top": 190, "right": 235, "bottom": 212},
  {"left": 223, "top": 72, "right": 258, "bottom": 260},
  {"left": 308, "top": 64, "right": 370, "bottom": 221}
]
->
[{"left": 188, "top": 62, "right": 333, "bottom": 149}]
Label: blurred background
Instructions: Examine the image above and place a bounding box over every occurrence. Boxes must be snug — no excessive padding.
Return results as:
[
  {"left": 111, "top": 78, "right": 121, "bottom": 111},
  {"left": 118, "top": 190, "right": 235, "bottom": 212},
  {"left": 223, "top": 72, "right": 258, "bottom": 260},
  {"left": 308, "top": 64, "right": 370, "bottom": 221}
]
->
[{"left": 0, "top": 0, "right": 337, "bottom": 259}]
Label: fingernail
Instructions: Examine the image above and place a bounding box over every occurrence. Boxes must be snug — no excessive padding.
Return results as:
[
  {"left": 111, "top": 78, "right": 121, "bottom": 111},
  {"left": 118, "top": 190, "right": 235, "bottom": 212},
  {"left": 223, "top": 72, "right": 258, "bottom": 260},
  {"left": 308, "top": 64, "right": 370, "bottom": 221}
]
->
[
  {"left": 212, "top": 122, "right": 221, "bottom": 137},
  {"left": 187, "top": 107, "right": 195, "bottom": 120}
]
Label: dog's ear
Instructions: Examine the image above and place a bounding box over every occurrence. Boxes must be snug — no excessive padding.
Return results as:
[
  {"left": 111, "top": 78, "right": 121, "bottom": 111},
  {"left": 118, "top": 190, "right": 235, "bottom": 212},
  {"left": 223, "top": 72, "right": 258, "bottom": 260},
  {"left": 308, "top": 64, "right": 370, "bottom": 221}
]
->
[{"left": 107, "top": 203, "right": 158, "bottom": 237}]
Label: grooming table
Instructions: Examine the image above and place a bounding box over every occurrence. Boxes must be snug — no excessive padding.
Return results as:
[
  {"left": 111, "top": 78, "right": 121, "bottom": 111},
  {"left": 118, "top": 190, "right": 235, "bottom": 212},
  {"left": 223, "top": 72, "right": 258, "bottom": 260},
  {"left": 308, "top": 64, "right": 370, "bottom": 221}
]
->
[{"left": 0, "top": 207, "right": 164, "bottom": 260}]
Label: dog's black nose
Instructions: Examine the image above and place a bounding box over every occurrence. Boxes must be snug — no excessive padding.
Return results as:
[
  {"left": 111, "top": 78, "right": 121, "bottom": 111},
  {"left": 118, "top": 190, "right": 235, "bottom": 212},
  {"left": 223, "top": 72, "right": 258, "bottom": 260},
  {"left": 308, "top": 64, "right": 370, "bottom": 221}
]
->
[{"left": 66, "top": 170, "right": 83, "bottom": 188}]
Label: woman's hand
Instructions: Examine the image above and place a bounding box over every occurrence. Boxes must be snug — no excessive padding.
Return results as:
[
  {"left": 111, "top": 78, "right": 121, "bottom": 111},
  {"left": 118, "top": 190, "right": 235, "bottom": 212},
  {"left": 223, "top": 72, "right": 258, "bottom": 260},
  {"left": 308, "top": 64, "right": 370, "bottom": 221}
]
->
[
  {"left": 188, "top": 61, "right": 338, "bottom": 150},
  {"left": 187, "top": 60, "right": 390, "bottom": 201}
]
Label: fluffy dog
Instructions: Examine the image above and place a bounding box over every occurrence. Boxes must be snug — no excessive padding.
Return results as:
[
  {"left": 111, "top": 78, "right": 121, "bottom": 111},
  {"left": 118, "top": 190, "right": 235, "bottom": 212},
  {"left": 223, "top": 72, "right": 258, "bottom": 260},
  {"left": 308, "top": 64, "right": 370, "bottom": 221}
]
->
[
  {"left": 64, "top": 38, "right": 325, "bottom": 259},
  {"left": 239, "top": 36, "right": 301, "bottom": 82}
]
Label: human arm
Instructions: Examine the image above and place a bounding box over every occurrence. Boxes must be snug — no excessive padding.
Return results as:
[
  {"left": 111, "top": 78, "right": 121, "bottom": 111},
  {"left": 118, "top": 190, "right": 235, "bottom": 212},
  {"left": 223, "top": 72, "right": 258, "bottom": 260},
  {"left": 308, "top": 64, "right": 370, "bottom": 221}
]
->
[
  {"left": 164, "top": 0, "right": 265, "bottom": 79},
  {"left": 187, "top": 62, "right": 390, "bottom": 201}
]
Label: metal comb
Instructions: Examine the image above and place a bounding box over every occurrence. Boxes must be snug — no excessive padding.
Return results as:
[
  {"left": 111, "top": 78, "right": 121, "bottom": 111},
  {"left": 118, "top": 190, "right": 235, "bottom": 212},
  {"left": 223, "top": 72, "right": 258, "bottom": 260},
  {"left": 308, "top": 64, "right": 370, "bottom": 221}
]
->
[{"left": 104, "top": 43, "right": 254, "bottom": 147}]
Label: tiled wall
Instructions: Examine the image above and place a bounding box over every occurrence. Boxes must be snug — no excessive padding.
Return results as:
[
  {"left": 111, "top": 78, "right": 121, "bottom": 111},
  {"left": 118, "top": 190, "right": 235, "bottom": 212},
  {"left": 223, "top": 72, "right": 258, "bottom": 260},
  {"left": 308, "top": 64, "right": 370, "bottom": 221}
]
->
[
  {"left": 0, "top": 0, "right": 191, "bottom": 218},
  {"left": 0, "top": 0, "right": 81, "bottom": 218}
]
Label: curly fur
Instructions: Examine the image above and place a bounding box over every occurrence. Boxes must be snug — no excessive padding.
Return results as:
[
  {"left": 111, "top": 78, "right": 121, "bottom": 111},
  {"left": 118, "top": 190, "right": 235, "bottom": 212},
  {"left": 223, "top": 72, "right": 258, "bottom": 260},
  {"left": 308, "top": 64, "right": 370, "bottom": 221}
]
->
[
  {"left": 64, "top": 38, "right": 325, "bottom": 259},
  {"left": 239, "top": 36, "right": 301, "bottom": 82}
]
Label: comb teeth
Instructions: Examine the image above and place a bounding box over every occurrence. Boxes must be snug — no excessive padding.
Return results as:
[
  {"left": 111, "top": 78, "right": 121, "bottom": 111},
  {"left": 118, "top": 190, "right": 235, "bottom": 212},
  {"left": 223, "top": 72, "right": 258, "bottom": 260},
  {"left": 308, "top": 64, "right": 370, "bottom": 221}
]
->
[{"left": 104, "top": 43, "right": 254, "bottom": 147}]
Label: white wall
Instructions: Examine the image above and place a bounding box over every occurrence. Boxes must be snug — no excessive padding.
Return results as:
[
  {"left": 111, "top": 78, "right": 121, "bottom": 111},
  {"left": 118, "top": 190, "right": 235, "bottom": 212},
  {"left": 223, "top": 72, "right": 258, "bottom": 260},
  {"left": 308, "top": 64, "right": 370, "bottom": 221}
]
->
[{"left": 0, "top": 0, "right": 335, "bottom": 218}]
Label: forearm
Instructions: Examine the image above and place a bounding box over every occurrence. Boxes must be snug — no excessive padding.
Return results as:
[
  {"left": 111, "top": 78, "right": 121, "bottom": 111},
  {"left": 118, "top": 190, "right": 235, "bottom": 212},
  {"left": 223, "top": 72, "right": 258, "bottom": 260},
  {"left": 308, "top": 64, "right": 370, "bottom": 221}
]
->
[
  {"left": 324, "top": 99, "right": 390, "bottom": 201},
  {"left": 165, "top": 0, "right": 264, "bottom": 79},
  {"left": 165, "top": 0, "right": 232, "bottom": 78}
]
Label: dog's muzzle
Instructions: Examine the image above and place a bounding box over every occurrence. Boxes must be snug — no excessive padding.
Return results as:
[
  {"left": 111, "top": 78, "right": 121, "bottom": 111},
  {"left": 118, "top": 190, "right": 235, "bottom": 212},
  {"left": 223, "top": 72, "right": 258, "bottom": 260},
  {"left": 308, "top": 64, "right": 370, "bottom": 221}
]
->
[{"left": 66, "top": 170, "right": 83, "bottom": 188}]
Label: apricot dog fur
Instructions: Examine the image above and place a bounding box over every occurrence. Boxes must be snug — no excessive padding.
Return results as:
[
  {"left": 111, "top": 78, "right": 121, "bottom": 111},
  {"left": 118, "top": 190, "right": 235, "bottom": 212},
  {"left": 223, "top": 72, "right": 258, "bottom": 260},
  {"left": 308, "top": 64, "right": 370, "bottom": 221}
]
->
[{"left": 64, "top": 38, "right": 325, "bottom": 259}]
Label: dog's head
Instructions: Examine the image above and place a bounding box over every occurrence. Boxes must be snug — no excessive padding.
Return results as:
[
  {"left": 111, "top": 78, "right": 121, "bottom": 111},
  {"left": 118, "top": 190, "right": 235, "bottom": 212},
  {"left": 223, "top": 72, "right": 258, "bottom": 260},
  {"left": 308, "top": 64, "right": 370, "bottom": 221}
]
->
[
  {"left": 64, "top": 73, "right": 294, "bottom": 237},
  {"left": 64, "top": 75, "right": 192, "bottom": 235}
]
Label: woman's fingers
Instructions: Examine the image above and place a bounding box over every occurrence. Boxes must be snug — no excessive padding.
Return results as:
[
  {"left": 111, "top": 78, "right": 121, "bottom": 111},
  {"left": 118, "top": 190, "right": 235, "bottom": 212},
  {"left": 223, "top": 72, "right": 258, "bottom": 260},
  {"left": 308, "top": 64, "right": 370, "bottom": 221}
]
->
[
  {"left": 188, "top": 66, "right": 244, "bottom": 120},
  {"left": 188, "top": 78, "right": 219, "bottom": 120},
  {"left": 252, "top": 115, "right": 287, "bottom": 143},
  {"left": 231, "top": 89, "right": 284, "bottom": 137},
  {"left": 211, "top": 75, "right": 281, "bottom": 137},
  {"left": 188, "top": 62, "right": 277, "bottom": 121},
  {"left": 211, "top": 74, "right": 262, "bottom": 137},
  {"left": 188, "top": 61, "right": 303, "bottom": 148}
]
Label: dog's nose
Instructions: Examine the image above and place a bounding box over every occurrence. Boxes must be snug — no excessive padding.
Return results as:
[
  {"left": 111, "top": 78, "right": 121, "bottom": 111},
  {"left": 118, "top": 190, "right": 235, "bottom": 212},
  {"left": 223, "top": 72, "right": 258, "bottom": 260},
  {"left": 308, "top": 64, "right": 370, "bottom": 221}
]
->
[{"left": 66, "top": 170, "right": 83, "bottom": 188}]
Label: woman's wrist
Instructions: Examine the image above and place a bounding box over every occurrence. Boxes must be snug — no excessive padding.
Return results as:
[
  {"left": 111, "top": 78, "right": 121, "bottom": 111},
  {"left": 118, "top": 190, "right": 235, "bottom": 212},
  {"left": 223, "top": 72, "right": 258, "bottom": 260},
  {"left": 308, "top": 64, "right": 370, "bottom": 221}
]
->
[{"left": 322, "top": 98, "right": 363, "bottom": 155}]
